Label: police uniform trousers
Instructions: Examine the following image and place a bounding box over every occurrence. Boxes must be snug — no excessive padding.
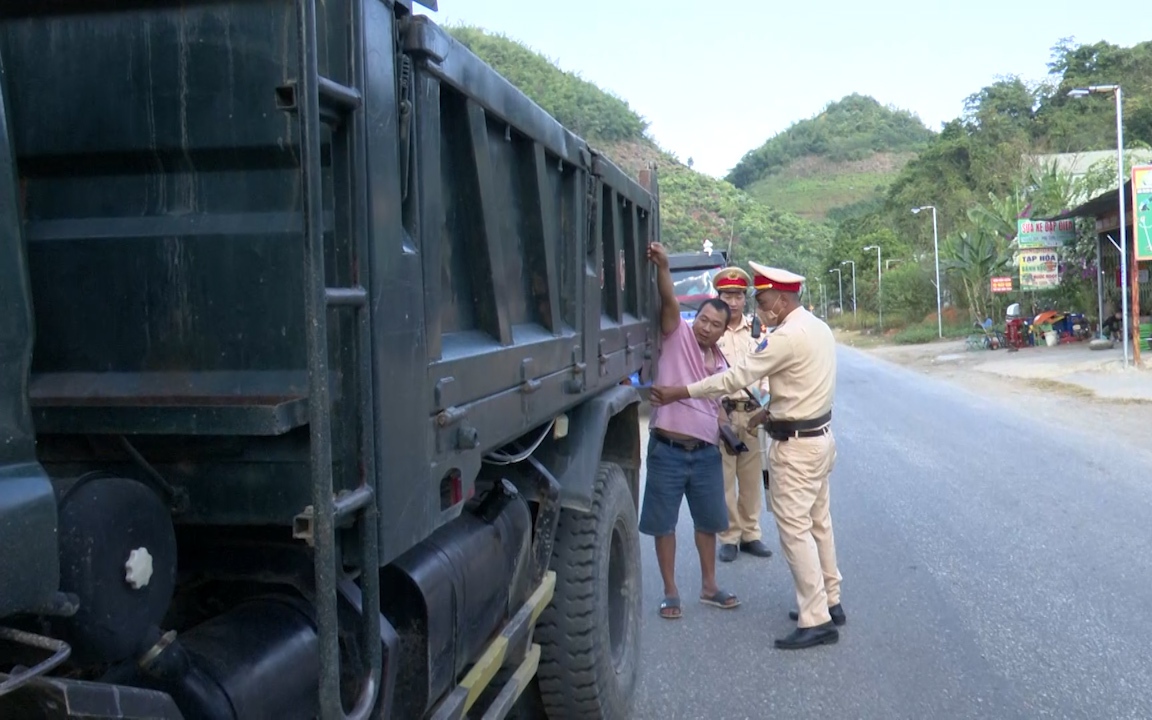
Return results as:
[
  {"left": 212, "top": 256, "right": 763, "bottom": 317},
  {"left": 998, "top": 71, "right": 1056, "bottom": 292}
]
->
[
  {"left": 719, "top": 408, "right": 764, "bottom": 546},
  {"left": 767, "top": 428, "right": 842, "bottom": 628}
]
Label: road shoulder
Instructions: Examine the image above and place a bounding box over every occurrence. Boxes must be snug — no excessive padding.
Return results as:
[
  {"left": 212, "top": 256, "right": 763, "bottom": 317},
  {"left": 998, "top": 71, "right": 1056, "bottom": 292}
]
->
[{"left": 838, "top": 332, "right": 1152, "bottom": 459}]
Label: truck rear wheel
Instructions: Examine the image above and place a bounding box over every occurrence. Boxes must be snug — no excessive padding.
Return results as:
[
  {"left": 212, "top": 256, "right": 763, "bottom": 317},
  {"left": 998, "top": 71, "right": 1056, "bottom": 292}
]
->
[{"left": 534, "top": 461, "right": 641, "bottom": 718}]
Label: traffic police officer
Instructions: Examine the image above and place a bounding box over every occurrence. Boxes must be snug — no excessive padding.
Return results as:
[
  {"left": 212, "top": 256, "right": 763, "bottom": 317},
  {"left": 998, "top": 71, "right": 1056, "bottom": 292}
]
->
[
  {"left": 711, "top": 267, "right": 773, "bottom": 563},
  {"left": 650, "top": 262, "right": 844, "bottom": 650}
]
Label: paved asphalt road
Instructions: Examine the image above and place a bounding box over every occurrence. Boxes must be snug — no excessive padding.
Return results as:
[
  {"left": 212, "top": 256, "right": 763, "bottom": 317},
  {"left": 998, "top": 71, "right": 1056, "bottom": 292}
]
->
[{"left": 631, "top": 345, "right": 1152, "bottom": 720}]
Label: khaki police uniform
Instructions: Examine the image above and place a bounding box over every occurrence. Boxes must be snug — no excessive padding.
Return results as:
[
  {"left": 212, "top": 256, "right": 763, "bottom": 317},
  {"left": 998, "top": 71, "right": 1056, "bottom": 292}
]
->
[
  {"left": 686, "top": 263, "right": 842, "bottom": 630},
  {"left": 711, "top": 267, "right": 769, "bottom": 549}
]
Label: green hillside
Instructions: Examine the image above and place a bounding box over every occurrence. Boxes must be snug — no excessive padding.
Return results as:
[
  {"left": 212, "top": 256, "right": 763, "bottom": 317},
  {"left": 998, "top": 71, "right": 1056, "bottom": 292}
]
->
[
  {"left": 727, "top": 94, "right": 935, "bottom": 222},
  {"left": 447, "top": 25, "right": 832, "bottom": 276},
  {"left": 447, "top": 26, "right": 647, "bottom": 142},
  {"left": 742, "top": 152, "right": 915, "bottom": 223}
]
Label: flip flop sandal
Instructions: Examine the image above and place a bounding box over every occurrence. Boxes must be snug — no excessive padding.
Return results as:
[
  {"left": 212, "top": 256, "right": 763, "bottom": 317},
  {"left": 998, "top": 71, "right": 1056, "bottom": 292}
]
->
[
  {"left": 699, "top": 590, "right": 741, "bottom": 609},
  {"left": 658, "top": 596, "right": 682, "bottom": 620}
]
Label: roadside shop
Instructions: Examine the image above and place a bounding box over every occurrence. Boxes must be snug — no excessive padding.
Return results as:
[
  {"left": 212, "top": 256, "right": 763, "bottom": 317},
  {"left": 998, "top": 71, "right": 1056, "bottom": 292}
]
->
[{"left": 1035, "top": 166, "right": 1152, "bottom": 359}]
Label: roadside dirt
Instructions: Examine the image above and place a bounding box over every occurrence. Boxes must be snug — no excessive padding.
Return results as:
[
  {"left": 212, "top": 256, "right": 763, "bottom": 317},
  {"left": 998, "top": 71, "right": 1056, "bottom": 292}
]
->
[{"left": 852, "top": 336, "right": 1152, "bottom": 459}]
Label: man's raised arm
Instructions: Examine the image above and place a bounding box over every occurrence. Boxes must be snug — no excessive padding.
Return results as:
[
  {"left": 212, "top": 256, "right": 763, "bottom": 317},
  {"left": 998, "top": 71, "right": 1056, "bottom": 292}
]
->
[{"left": 647, "top": 242, "right": 681, "bottom": 336}]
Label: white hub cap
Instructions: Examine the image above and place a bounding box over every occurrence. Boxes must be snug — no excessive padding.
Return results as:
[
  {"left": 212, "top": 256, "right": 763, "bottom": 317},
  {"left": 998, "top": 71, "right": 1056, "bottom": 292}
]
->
[{"left": 124, "top": 547, "right": 154, "bottom": 590}]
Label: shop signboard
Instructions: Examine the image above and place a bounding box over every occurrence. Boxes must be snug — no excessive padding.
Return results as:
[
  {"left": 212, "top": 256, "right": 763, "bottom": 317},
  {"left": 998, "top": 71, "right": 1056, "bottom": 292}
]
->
[
  {"left": 1016, "top": 218, "right": 1076, "bottom": 249},
  {"left": 990, "top": 276, "right": 1013, "bottom": 294},
  {"left": 1133, "top": 164, "right": 1152, "bottom": 261},
  {"left": 1019, "top": 249, "right": 1059, "bottom": 291}
]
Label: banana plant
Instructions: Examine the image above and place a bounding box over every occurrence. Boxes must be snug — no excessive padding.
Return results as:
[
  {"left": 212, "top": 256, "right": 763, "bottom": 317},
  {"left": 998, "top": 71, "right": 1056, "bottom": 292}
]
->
[
  {"left": 967, "top": 188, "right": 1028, "bottom": 244},
  {"left": 942, "top": 228, "right": 1012, "bottom": 322}
]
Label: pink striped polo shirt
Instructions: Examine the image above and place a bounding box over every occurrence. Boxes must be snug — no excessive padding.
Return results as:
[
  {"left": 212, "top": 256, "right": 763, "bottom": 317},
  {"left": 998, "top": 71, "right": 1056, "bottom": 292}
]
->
[{"left": 650, "top": 318, "right": 726, "bottom": 445}]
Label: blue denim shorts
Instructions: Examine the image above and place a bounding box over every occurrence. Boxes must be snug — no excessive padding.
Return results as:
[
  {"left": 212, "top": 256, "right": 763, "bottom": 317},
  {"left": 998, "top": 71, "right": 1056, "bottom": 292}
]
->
[{"left": 639, "top": 433, "right": 729, "bottom": 536}]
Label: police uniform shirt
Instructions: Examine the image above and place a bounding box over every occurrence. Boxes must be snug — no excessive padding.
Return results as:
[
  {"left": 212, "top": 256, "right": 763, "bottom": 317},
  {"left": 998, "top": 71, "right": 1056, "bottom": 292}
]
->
[
  {"left": 687, "top": 306, "right": 835, "bottom": 422},
  {"left": 716, "top": 315, "right": 769, "bottom": 402}
]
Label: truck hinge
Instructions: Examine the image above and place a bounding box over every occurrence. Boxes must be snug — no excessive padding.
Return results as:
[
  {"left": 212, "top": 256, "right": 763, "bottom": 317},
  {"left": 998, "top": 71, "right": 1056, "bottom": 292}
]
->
[
  {"left": 565, "top": 347, "right": 586, "bottom": 394},
  {"left": 519, "top": 358, "right": 540, "bottom": 395}
]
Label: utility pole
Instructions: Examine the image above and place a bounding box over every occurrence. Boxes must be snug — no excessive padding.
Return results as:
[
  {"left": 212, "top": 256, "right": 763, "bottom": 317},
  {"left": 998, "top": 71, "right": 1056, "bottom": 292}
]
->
[
  {"left": 841, "top": 260, "right": 857, "bottom": 323},
  {"left": 912, "top": 206, "right": 943, "bottom": 338},
  {"left": 864, "top": 245, "right": 883, "bottom": 331},
  {"left": 829, "top": 268, "right": 843, "bottom": 316}
]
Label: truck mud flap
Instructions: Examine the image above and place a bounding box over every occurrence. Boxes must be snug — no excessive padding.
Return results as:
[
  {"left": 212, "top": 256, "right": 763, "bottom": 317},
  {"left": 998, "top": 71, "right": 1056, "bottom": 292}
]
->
[{"left": 428, "top": 570, "right": 556, "bottom": 720}]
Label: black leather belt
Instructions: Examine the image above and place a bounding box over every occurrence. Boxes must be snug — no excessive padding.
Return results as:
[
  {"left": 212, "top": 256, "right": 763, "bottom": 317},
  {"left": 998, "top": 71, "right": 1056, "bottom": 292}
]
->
[
  {"left": 721, "top": 398, "right": 760, "bottom": 413},
  {"left": 651, "top": 430, "right": 714, "bottom": 452},
  {"left": 764, "top": 411, "right": 832, "bottom": 441},
  {"left": 768, "top": 426, "right": 830, "bottom": 441}
]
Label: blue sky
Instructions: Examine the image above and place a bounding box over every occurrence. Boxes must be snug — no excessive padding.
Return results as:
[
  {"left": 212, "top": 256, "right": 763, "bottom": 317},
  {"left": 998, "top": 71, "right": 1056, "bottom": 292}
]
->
[{"left": 427, "top": 1, "right": 1148, "bottom": 179}]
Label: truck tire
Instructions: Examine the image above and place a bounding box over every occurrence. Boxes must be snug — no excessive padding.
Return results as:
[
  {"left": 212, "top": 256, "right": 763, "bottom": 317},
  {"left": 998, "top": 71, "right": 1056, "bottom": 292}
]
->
[{"left": 534, "top": 461, "right": 641, "bottom": 719}]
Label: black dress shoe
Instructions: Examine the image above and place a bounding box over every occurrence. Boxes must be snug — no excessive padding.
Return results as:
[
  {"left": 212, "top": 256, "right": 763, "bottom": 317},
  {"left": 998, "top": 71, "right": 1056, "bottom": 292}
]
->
[
  {"left": 788, "top": 603, "right": 846, "bottom": 626},
  {"left": 774, "top": 621, "right": 839, "bottom": 650},
  {"left": 738, "top": 539, "right": 773, "bottom": 558},
  {"left": 718, "top": 543, "right": 738, "bottom": 562}
]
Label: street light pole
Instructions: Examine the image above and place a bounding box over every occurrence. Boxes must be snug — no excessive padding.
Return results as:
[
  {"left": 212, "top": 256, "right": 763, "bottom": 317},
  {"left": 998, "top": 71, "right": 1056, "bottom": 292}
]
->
[
  {"left": 1069, "top": 84, "right": 1129, "bottom": 367},
  {"left": 912, "top": 205, "right": 943, "bottom": 338},
  {"left": 864, "top": 245, "right": 882, "bottom": 330},
  {"left": 841, "top": 260, "right": 857, "bottom": 323},
  {"left": 829, "top": 268, "right": 843, "bottom": 315}
]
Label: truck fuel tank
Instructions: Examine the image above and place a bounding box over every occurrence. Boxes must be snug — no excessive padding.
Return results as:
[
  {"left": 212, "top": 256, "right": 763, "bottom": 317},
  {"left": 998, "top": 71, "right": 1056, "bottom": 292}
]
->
[{"left": 380, "top": 479, "right": 533, "bottom": 718}]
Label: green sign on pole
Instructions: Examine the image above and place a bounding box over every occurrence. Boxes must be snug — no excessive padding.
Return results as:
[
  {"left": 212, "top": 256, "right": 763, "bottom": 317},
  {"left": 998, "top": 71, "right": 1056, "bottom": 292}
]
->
[
  {"left": 1016, "top": 218, "right": 1076, "bottom": 249},
  {"left": 1134, "top": 164, "right": 1152, "bottom": 261}
]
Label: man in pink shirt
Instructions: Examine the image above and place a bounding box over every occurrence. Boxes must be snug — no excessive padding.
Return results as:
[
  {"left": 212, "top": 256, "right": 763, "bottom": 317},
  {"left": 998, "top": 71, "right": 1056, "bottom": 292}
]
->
[{"left": 643, "top": 242, "right": 740, "bottom": 620}]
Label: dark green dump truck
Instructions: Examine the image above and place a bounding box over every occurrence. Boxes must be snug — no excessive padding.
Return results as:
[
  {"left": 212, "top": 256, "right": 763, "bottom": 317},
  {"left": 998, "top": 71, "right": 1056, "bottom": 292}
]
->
[{"left": 0, "top": 1, "right": 657, "bottom": 717}]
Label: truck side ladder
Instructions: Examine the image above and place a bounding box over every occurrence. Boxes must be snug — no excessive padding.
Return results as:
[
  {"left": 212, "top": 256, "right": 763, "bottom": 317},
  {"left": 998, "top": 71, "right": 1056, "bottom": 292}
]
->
[{"left": 286, "top": 0, "right": 382, "bottom": 717}]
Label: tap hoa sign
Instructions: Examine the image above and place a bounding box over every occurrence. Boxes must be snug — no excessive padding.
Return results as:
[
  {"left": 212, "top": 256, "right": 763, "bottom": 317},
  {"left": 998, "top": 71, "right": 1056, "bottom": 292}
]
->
[{"left": 1019, "top": 249, "right": 1059, "bottom": 291}]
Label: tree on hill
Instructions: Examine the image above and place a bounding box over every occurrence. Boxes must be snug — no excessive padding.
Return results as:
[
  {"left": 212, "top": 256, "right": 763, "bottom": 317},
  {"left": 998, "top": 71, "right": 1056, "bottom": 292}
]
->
[
  {"left": 726, "top": 94, "right": 935, "bottom": 189},
  {"left": 1032, "top": 38, "right": 1152, "bottom": 152},
  {"left": 447, "top": 25, "right": 649, "bottom": 143}
]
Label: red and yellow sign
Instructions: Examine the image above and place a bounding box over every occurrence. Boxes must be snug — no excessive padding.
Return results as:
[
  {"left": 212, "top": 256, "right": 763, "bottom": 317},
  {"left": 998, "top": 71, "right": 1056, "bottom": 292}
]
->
[{"left": 990, "top": 276, "right": 1013, "bottom": 294}]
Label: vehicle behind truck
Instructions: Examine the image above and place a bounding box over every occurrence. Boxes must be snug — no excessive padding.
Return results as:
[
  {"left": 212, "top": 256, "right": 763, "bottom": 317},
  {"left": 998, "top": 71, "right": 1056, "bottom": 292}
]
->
[
  {"left": 670, "top": 249, "right": 731, "bottom": 319},
  {"left": 0, "top": 1, "right": 656, "bottom": 718}
]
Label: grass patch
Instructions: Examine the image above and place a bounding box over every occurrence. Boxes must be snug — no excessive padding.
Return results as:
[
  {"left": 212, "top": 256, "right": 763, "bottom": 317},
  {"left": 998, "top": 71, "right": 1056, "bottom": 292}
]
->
[
  {"left": 1023, "top": 378, "right": 1095, "bottom": 398},
  {"left": 891, "top": 320, "right": 972, "bottom": 345},
  {"left": 832, "top": 328, "right": 888, "bottom": 349},
  {"left": 826, "top": 310, "right": 881, "bottom": 334}
]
